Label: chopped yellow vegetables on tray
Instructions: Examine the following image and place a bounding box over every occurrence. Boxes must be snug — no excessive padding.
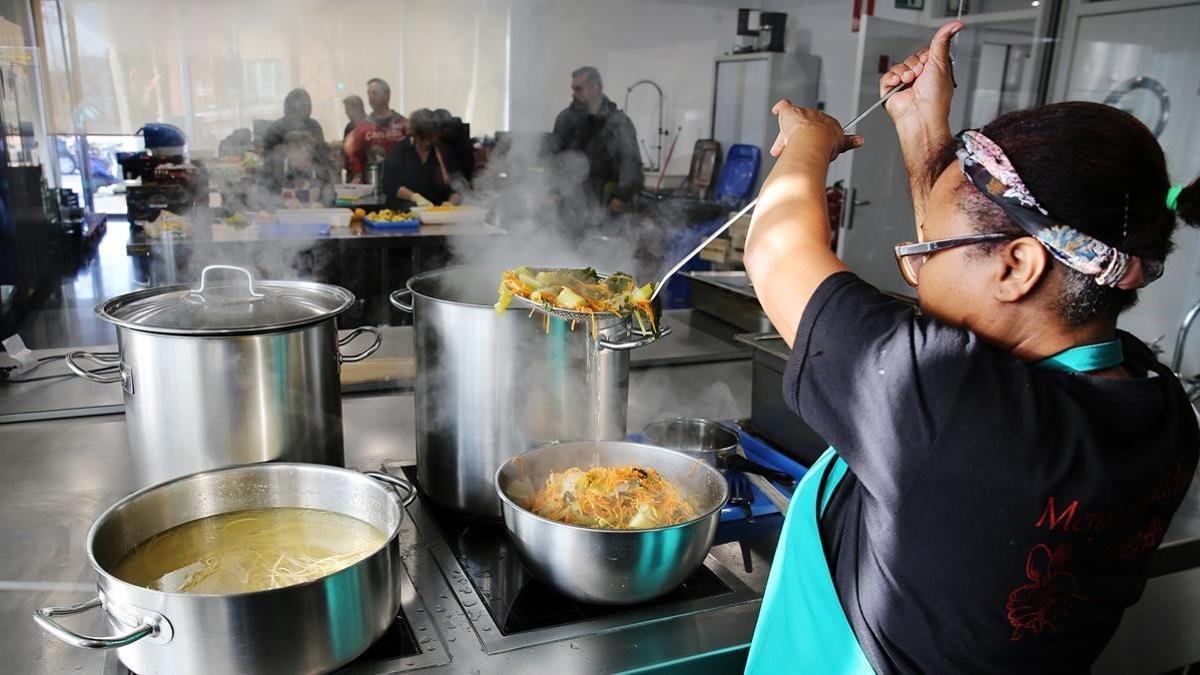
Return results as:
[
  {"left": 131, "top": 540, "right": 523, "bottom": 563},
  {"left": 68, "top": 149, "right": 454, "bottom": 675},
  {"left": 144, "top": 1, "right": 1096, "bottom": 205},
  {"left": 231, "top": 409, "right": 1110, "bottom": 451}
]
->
[{"left": 366, "top": 209, "right": 417, "bottom": 222}]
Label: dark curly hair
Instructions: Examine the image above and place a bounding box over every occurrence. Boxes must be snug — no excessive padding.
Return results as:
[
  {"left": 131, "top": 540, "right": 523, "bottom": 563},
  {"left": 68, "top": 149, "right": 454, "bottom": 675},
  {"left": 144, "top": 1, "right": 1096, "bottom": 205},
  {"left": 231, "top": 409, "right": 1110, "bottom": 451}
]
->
[{"left": 927, "top": 102, "right": 1200, "bottom": 326}]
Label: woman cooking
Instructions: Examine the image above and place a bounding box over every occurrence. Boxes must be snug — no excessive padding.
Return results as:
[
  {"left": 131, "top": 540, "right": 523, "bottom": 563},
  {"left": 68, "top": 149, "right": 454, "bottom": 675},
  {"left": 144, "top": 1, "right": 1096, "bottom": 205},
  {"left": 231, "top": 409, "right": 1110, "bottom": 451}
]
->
[
  {"left": 380, "top": 108, "right": 464, "bottom": 211},
  {"left": 743, "top": 21, "right": 1200, "bottom": 674}
]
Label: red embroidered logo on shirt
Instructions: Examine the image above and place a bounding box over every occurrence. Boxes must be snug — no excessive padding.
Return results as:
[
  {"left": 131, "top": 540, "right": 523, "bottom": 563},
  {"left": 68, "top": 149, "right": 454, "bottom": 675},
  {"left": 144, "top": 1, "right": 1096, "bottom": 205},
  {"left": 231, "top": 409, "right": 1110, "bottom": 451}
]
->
[{"left": 1005, "top": 543, "right": 1082, "bottom": 641}]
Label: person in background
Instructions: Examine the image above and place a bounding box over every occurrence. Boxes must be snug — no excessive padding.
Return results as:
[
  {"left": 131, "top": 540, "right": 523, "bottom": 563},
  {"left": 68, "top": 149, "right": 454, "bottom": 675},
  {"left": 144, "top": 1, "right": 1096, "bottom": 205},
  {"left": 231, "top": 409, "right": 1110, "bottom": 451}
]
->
[
  {"left": 742, "top": 22, "right": 1199, "bottom": 673},
  {"left": 550, "top": 66, "right": 642, "bottom": 215},
  {"left": 261, "top": 88, "right": 335, "bottom": 200},
  {"left": 381, "top": 108, "right": 463, "bottom": 212},
  {"left": 343, "top": 95, "right": 367, "bottom": 140},
  {"left": 217, "top": 128, "right": 253, "bottom": 159},
  {"left": 339, "top": 95, "right": 368, "bottom": 178},
  {"left": 343, "top": 78, "right": 408, "bottom": 183}
]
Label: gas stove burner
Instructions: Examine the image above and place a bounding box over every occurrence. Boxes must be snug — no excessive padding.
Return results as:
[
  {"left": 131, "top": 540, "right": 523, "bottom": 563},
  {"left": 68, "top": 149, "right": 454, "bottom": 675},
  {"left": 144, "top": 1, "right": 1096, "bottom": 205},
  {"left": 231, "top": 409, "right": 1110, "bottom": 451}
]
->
[
  {"left": 429, "top": 497, "right": 733, "bottom": 635},
  {"left": 400, "top": 465, "right": 755, "bottom": 643}
]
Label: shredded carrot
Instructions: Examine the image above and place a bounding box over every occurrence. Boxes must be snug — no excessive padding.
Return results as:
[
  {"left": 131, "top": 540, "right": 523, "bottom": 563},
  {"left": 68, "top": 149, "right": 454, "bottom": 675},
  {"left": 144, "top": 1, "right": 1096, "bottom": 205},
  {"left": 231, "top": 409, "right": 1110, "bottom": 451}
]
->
[{"left": 526, "top": 465, "right": 697, "bottom": 530}]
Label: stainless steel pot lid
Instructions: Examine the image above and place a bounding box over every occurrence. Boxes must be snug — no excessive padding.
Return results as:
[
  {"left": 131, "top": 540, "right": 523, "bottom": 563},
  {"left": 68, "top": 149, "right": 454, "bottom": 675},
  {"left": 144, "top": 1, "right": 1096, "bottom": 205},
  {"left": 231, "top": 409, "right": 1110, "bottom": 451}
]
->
[{"left": 97, "top": 265, "right": 355, "bottom": 335}]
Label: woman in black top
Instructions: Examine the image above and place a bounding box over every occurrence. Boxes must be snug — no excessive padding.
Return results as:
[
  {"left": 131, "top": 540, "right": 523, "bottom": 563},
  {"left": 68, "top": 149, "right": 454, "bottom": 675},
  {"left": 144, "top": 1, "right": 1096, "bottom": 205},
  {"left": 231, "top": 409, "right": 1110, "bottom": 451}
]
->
[
  {"left": 743, "top": 21, "right": 1200, "bottom": 674},
  {"left": 380, "top": 108, "right": 462, "bottom": 211}
]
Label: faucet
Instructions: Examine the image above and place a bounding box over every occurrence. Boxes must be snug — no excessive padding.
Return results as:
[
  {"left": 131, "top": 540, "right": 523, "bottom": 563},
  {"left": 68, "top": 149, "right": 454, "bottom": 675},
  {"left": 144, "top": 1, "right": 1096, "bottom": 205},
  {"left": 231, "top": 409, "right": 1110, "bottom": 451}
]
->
[{"left": 1171, "top": 297, "right": 1200, "bottom": 403}]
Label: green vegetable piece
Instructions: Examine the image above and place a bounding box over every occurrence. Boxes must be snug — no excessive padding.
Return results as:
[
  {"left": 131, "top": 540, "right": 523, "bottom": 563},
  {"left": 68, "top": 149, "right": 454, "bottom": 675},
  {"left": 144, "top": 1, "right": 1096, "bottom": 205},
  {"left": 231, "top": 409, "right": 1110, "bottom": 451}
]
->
[
  {"left": 570, "top": 267, "right": 600, "bottom": 284},
  {"left": 605, "top": 272, "right": 634, "bottom": 294},
  {"left": 632, "top": 282, "right": 653, "bottom": 302}
]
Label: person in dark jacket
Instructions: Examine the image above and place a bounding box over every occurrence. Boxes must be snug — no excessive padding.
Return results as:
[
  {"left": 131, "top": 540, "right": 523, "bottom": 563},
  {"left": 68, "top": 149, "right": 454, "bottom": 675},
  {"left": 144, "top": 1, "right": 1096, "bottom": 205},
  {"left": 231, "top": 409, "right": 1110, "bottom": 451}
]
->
[
  {"left": 434, "top": 108, "right": 476, "bottom": 183},
  {"left": 381, "top": 108, "right": 462, "bottom": 211},
  {"left": 261, "top": 88, "right": 335, "bottom": 200},
  {"left": 551, "top": 66, "right": 643, "bottom": 215}
]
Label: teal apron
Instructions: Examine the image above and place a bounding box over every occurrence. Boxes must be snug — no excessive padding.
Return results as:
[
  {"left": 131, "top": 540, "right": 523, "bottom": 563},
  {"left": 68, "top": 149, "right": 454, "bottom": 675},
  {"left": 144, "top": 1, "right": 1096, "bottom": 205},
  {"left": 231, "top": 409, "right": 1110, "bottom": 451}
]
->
[{"left": 744, "top": 339, "right": 1124, "bottom": 674}]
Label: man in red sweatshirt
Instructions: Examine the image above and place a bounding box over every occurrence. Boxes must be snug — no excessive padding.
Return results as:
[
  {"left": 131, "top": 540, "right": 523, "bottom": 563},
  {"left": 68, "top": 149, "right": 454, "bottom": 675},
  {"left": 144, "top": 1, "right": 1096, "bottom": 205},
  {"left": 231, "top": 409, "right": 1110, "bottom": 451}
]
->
[{"left": 343, "top": 77, "right": 408, "bottom": 182}]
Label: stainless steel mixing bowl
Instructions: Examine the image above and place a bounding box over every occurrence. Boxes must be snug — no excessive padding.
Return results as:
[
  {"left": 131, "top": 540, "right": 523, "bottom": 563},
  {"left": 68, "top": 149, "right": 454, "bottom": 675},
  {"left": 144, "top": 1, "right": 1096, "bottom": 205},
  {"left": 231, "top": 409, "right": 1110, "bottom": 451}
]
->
[{"left": 494, "top": 441, "right": 728, "bottom": 605}]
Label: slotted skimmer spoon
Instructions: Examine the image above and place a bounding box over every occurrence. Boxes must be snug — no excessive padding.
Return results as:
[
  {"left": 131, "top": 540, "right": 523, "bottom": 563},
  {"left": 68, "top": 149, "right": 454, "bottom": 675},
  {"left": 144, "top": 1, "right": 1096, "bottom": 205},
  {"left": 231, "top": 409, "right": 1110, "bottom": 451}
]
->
[
  {"left": 645, "top": 85, "right": 905, "bottom": 303},
  {"left": 509, "top": 272, "right": 642, "bottom": 326},
  {"left": 511, "top": 81, "right": 910, "bottom": 323},
  {"left": 650, "top": 12, "right": 966, "bottom": 301}
]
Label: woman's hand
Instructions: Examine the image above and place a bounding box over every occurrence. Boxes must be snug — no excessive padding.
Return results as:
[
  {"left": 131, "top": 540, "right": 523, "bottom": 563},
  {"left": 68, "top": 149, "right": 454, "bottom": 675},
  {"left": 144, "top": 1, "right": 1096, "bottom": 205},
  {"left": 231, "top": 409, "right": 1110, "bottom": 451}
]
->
[
  {"left": 881, "top": 21, "right": 962, "bottom": 129},
  {"left": 768, "top": 101, "right": 863, "bottom": 161}
]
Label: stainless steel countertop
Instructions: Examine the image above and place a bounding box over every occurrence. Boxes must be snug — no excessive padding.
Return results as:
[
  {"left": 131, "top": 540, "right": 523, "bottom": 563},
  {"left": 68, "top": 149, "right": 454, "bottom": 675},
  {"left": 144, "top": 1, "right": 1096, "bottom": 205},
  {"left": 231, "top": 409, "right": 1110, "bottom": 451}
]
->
[{"left": 3, "top": 359, "right": 1199, "bottom": 672}]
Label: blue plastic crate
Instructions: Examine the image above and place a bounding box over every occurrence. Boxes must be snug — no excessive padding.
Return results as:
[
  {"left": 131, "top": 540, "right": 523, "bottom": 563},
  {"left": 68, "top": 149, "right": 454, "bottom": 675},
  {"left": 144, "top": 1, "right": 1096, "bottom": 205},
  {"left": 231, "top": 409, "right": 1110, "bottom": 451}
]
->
[{"left": 364, "top": 217, "right": 420, "bottom": 230}]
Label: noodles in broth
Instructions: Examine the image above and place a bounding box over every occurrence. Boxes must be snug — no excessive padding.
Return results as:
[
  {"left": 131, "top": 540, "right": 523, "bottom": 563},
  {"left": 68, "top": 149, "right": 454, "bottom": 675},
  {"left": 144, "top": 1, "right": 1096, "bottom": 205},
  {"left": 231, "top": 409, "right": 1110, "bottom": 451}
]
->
[{"left": 113, "top": 507, "right": 387, "bottom": 594}]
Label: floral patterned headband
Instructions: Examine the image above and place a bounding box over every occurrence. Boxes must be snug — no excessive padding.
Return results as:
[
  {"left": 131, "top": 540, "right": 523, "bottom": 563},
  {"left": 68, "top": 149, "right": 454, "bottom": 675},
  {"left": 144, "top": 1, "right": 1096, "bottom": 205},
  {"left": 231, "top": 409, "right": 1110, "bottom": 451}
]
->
[{"left": 955, "top": 129, "right": 1163, "bottom": 290}]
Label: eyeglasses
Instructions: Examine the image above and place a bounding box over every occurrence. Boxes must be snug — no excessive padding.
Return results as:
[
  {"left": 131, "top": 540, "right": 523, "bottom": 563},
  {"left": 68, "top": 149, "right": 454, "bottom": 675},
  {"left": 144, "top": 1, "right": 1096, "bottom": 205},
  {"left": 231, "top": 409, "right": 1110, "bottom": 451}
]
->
[{"left": 893, "top": 233, "right": 1014, "bottom": 287}]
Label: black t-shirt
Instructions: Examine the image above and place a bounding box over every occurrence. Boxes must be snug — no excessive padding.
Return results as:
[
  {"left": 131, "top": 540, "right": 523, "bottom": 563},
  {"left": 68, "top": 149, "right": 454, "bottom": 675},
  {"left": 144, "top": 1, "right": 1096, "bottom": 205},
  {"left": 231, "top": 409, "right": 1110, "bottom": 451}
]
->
[
  {"left": 380, "top": 138, "right": 461, "bottom": 211},
  {"left": 784, "top": 272, "right": 1198, "bottom": 674}
]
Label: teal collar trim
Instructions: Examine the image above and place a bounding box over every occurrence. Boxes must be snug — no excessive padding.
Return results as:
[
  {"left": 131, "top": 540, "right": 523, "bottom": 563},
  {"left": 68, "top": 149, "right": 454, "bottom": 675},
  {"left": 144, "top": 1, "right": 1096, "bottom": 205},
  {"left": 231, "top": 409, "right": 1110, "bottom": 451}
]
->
[{"left": 1035, "top": 339, "right": 1124, "bottom": 374}]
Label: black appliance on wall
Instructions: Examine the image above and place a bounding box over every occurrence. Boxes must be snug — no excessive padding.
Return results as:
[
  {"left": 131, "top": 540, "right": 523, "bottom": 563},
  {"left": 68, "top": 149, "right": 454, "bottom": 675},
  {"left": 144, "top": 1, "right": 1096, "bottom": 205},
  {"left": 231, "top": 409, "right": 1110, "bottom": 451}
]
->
[{"left": 734, "top": 9, "right": 787, "bottom": 53}]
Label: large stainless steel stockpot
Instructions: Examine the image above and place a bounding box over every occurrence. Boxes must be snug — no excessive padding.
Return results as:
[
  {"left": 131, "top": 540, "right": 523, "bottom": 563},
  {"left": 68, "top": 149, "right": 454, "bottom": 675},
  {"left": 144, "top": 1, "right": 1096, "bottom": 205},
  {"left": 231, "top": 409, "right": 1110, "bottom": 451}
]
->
[
  {"left": 67, "top": 265, "right": 381, "bottom": 488},
  {"left": 390, "top": 266, "right": 670, "bottom": 518},
  {"left": 33, "top": 462, "right": 415, "bottom": 675},
  {"left": 495, "top": 440, "right": 728, "bottom": 604}
]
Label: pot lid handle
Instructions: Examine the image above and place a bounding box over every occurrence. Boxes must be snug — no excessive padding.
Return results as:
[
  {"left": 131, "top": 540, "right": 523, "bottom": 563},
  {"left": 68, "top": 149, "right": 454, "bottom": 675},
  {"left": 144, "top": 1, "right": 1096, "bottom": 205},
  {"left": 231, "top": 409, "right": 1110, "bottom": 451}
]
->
[{"left": 191, "top": 265, "right": 264, "bottom": 299}]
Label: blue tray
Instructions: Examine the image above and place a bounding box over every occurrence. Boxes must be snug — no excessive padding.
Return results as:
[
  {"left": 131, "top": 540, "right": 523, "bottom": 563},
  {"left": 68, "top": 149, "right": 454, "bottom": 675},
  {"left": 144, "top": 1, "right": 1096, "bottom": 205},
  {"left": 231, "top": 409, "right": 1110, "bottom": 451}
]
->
[{"left": 364, "top": 217, "right": 420, "bottom": 230}]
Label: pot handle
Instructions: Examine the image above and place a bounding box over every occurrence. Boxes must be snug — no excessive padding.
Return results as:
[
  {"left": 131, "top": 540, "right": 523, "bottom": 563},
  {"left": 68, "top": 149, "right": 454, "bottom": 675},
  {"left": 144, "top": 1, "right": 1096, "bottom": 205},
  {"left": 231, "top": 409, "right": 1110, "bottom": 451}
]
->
[
  {"left": 33, "top": 597, "right": 161, "bottom": 650},
  {"left": 597, "top": 324, "right": 673, "bottom": 352},
  {"left": 389, "top": 289, "right": 413, "bottom": 313},
  {"left": 338, "top": 326, "right": 383, "bottom": 363},
  {"left": 65, "top": 351, "right": 124, "bottom": 384},
  {"left": 365, "top": 471, "right": 418, "bottom": 507},
  {"left": 192, "top": 264, "right": 263, "bottom": 298}
]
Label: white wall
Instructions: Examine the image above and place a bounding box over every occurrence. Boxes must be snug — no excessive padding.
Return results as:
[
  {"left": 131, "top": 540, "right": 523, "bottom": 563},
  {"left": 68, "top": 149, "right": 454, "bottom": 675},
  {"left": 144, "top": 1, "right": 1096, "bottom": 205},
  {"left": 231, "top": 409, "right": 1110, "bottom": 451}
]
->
[
  {"left": 505, "top": 0, "right": 921, "bottom": 177},
  {"left": 508, "top": 0, "right": 740, "bottom": 172},
  {"left": 755, "top": 0, "right": 926, "bottom": 184}
]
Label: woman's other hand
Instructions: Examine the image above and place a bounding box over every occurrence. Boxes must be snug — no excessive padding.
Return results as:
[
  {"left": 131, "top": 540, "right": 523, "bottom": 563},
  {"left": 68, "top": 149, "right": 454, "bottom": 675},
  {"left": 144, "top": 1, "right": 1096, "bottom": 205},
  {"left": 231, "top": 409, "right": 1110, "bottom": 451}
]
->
[
  {"left": 881, "top": 21, "right": 962, "bottom": 129},
  {"left": 768, "top": 101, "right": 863, "bottom": 161}
]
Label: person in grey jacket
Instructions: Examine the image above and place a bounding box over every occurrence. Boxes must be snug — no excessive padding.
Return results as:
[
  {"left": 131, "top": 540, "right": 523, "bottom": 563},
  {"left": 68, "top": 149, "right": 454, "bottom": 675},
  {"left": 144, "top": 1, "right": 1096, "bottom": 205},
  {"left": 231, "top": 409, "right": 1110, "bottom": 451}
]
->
[{"left": 551, "top": 66, "right": 643, "bottom": 215}]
